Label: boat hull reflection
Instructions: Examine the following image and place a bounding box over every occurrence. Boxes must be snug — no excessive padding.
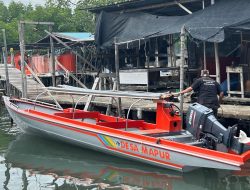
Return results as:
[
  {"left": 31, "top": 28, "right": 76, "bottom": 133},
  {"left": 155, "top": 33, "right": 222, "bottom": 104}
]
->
[{"left": 5, "top": 134, "right": 250, "bottom": 190}]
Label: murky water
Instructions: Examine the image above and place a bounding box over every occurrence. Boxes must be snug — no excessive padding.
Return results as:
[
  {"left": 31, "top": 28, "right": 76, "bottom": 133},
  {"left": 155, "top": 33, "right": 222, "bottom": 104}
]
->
[{"left": 1, "top": 104, "right": 250, "bottom": 190}]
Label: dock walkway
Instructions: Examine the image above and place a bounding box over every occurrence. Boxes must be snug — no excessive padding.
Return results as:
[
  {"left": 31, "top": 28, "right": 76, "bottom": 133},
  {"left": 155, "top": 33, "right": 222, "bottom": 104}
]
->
[
  {"left": 0, "top": 65, "right": 44, "bottom": 98},
  {"left": 0, "top": 64, "right": 249, "bottom": 120},
  {"left": 38, "top": 95, "right": 250, "bottom": 120}
]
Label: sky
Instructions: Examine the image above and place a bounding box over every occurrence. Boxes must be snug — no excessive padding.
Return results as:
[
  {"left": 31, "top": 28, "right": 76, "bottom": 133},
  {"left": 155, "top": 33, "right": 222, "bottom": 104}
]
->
[
  {"left": 4, "top": 0, "right": 78, "bottom": 7},
  {"left": 4, "top": 0, "right": 45, "bottom": 6}
]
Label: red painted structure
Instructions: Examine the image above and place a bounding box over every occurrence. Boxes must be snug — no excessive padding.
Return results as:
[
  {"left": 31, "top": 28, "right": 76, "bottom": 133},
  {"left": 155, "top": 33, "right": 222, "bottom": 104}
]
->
[
  {"left": 57, "top": 52, "right": 76, "bottom": 72},
  {"left": 11, "top": 53, "right": 31, "bottom": 75},
  {"left": 31, "top": 55, "right": 50, "bottom": 74}
]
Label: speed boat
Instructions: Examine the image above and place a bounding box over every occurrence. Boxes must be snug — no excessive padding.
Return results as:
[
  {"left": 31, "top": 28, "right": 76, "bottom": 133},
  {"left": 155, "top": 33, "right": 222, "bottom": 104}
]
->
[{"left": 3, "top": 87, "right": 250, "bottom": 172}]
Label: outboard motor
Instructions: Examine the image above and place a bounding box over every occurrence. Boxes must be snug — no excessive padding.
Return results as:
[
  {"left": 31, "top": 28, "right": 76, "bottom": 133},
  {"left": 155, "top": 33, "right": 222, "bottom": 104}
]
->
[{"left": 186, "top": 103, "right": 236, "bottom": 149}]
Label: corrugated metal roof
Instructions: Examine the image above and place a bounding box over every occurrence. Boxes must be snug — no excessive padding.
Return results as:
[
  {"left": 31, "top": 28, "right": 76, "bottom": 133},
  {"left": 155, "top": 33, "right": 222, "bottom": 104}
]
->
[
  {"left": 88, "top": 0, "right": 211, "bottom": 16},
  {"left": 54, "top": 32, "right": 94, "bottom": 42},
  {"left": 35, "top": 32, "right": 94, "bottom": 46}
]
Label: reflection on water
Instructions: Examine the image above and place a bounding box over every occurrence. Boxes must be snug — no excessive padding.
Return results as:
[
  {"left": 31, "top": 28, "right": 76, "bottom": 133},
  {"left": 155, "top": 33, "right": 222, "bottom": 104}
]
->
[{"left": 1, "top": 105, "right": 250, "bottom": 190}]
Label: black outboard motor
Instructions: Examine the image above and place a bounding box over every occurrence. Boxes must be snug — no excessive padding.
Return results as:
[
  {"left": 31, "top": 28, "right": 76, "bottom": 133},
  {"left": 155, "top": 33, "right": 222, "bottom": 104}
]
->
[{"left": 186, "top": 103, "right": 236, "bottom": 149}]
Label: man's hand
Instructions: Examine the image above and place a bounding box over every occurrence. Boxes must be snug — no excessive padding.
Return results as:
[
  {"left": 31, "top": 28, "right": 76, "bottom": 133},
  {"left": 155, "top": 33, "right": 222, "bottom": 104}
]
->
[
  {"left": 172, "top": 92, "right": 180, "bottom": 97},
  {"left": 160, "top": 93, "right": 170, "bottom": 99},
  {"left": 160, "top": 92, "right": 180, "bottom": 100}
]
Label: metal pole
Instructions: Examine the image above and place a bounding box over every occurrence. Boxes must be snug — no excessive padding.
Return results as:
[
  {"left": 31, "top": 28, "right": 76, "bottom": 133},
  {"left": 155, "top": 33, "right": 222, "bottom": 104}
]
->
[
  {"left": 211, "top": 0, "right": 219, "bottom": 81},
  {"left": 2, "top": 29, "right": 10, "bottom": 96},
  {"left": 49, "top": 25, "right": 56, "bottom": 87},
  {"left": 214, "top": 43, "right": 220, "bottom": 83},
  {"left": 202, "top": 2, "right": 206, "bottom": 70},
  {"left": 18, "top": 22, "right": 27, "bottom": 98},
  {"left": 180, "top": 26, "right": 185, "bottom": 119},
  {"left": 203, "top": 45, "right": 207, "bottom": 70},
  {"left": 114, "top": 37, "right": 122, "bottom": 117}
]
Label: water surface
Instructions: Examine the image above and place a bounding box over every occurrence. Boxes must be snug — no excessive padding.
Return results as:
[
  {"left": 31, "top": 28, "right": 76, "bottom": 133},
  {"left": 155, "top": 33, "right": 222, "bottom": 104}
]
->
[{"left": 0, "top": 104, "right": 250, "bottom": 190}]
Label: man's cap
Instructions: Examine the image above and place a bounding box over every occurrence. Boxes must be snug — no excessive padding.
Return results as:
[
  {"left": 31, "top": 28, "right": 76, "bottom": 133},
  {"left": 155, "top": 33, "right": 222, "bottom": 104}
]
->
[{"left": 201, "top": 69, "right": 209, "bottom": 77}]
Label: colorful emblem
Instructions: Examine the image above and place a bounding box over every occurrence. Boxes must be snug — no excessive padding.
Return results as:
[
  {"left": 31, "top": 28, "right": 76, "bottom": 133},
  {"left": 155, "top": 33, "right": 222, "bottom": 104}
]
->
[{"left": 98, "top": 135, "right": 119, "bottom": 148}]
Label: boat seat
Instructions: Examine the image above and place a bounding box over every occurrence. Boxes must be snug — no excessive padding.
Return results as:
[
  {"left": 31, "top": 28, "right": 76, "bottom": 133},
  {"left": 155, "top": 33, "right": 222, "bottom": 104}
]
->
[
  {"left": 54, "top": 111, "right": 99, "bottom": 119},
  {"left": 96, "top": 120, "right": 144, "bottom": 129},
  {"left": 82, "top": 118, "right": 96, "bottom": 124}
]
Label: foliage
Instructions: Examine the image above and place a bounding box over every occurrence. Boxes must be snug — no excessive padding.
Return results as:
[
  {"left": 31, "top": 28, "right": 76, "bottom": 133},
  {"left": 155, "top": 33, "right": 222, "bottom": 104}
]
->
[{"left": 0, "top": 0, "right": 126, "bottom": 45}]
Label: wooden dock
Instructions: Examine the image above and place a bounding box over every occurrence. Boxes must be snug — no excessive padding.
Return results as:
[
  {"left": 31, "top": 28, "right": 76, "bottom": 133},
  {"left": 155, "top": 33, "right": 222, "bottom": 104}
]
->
[
  {"left": 0, "top": 65, "right": 44, "bottom": 98},
  {"left": 0, "top": 64, "right": 249, "bottom": 121},
  {"left": 38, "top": 94, "right": 250, "bottom": 120}
]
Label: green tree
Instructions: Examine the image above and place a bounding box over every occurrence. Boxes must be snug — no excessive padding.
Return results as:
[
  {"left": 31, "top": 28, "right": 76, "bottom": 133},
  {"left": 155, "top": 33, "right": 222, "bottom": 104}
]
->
[
  {"left": 0, "top": 0, "right": 127, "bottom": 44},
  {"left": 0, "top": 1, "right": 8, "bottom": 22},
  {"left": 8, "top": 1, "right": 26, "bottom": 22},
  {"left": 46, "top": 0, "right": 72, "bottom": 8},
  {"left": 72, "top": 0, "right": 126, "bottom": 32}
]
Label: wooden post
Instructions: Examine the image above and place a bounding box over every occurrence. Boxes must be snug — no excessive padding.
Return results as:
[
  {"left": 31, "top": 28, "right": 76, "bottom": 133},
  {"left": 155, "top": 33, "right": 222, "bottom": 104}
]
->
[
  {"left": 136, "top": 47, "right": 140, "bottom": 68},
  {"left": 114, "top": 37, "right": 122, "bottom": 117},
  {"left": 10, "top": 48, "right": 14, "bottom": 66},
  {"left": 44, "top": 30, "right": 96, "bottom": 71},
  {"left": 2, "top": 29, "right": 10, "bottom": 96},
  {"left": 99, "top": 77, "right": 102, "bottom": 90},
  {"left": 154, "top": 38, "right": 159, "bottom": 67},
  {"left": 106, "top": 82, "right": 117, "bottom": 115},
  {"left": 84, "top": 77, "right": 99, "bottom": 111},
  {"left": 49, "top": 25, "right": 56, "bottom": 87},
  {"left": 104, "top": 77, "right": 107, "bottom": 90},
  {"left": 214, "top": 43, "right": 221, "bottom": 83},
  {"left": 180, "top": 26, "right": 185, "bottom": 118},
  {"left": 137, "top": 108, "right": 142, "bottom": 119},
  {"left": 2, "top": 50, "right": 10, "bottom": 96},
  {"left": 227, "top": 68, "right": 230, "bottom": 97},
  {"left": 168, "top": 35, "right": 173, "bottom": 67},
  {"left": 18, "top": 22, "right": 27, "bottom": 98},
  {"left": 170, "top": 35, "right": 177, "bottom": 67},
  {"left": 109, "top": 76, "right": 113, "bottom": 90},
  {"left": 75, "top": 54, "right": 78, "bottom": 86}
]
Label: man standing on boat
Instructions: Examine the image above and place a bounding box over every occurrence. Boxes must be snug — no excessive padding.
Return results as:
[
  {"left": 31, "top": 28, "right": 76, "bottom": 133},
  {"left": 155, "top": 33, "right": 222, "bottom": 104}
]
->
[{"left": 162, "top": 70, "right": 224, "bottom": 116}]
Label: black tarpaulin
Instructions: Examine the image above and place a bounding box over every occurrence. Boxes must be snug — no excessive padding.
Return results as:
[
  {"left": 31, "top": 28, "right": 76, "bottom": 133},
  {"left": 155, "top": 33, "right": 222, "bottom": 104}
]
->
[
  {"left": 95, "top": 0, "right": 250, "bottom": 48},
  {"left": 185, "top": 0, "right": 250, "bottom": 42},
  {"left": 95, "top": 11, "right": 189, "bottom": 48}
]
